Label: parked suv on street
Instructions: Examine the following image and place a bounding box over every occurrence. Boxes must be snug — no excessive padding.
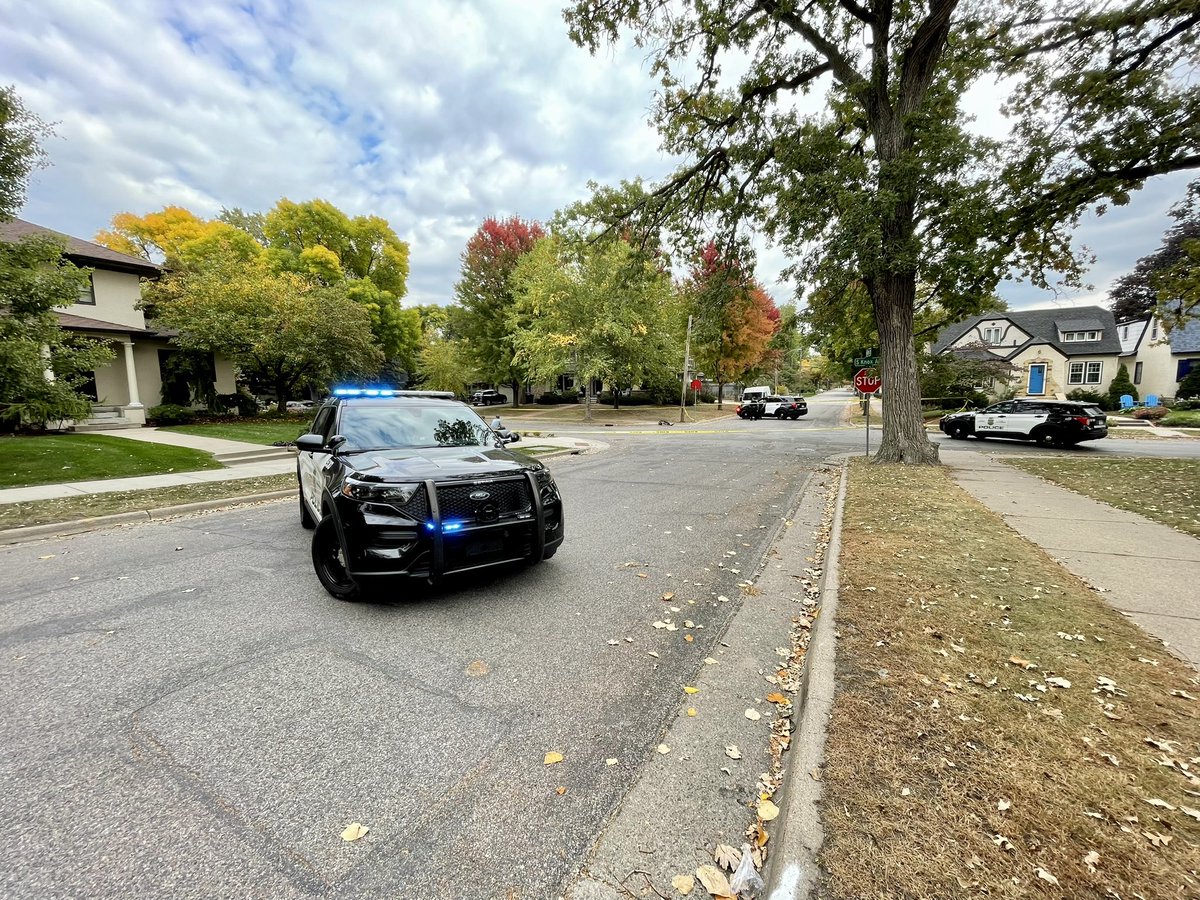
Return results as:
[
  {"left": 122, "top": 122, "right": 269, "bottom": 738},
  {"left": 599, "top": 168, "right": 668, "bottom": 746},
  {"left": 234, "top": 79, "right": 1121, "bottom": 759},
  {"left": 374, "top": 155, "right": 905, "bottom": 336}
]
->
[
  {"left": 295, "top": 389, "right": 564, "bottom": 600},
  {"left": 939, "top": 399, "right": 1108, "bottom": 447},
  {"left": 764, "top": 395, "right": 808, "bottom": 419},
  {"left": 471, "top": 389, "right": 506, "bottom": 406}
]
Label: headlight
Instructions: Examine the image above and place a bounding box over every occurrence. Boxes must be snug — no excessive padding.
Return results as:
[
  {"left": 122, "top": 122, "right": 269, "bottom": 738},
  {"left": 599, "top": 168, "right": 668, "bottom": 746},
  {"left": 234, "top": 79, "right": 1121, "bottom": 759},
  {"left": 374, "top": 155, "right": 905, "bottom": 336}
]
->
[
  {"left": 535, "top": 468, "right": 553, "bottom": 487},
  {"left": 341, "top": 479, "right": 421, "bottom": 504}
]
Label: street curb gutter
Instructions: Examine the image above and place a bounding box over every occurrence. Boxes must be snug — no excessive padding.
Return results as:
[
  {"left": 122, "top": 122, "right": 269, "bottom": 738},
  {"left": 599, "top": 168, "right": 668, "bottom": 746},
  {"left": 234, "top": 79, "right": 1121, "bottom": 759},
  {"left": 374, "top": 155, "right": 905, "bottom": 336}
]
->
[
  {"left": 0, "top": 490, "right": 295, "bottom": 546},
  {"left": 765, "top": 461, "right": 849, "bottom": 899}
]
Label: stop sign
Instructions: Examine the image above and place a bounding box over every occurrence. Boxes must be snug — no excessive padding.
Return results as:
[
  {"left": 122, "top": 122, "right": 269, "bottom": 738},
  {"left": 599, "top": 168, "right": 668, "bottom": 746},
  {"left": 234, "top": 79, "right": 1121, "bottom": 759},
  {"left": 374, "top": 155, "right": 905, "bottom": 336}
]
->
[
  {"left": 690, "top": 379, "right": 702, "bottom": 390},
  {"left": 854, "top": 368, "right": 882, "bottom": 394}
]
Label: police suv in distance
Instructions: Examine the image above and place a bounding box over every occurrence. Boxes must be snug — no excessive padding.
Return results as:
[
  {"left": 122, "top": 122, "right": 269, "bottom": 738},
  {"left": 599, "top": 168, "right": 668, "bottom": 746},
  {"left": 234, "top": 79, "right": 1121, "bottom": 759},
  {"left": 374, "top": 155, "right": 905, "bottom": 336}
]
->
[
  {"left": 296, "top": 389, "right": 564, "bottom": 600},
  {"left": 939, "top": 399, "right": 1108, "bottom": 448}
]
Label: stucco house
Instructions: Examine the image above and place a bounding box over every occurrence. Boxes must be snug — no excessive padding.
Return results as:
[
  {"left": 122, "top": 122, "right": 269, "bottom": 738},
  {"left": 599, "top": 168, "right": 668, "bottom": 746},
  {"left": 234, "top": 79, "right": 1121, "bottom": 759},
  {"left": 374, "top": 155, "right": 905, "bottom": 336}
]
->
[
  {"left": 0, "top": 218, "right": 235, "bottom": 428},
  {"left": 1117, "top": 312, "right": 1200, "bottom": 401},
  {"left": 932, "top": 306, "right": 1123, "bottom": 399}
]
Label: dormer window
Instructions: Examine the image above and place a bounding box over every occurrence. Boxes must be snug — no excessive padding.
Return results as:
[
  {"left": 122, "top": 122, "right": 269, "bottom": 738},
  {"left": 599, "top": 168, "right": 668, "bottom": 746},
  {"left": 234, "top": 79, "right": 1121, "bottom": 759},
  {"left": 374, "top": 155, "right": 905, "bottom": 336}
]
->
[
  {"left": 1062, "top": 330, "right": 1101, "bottom": 342},
  {"left": 983, "top": 326, "right": 1002, "bottom": 344}
]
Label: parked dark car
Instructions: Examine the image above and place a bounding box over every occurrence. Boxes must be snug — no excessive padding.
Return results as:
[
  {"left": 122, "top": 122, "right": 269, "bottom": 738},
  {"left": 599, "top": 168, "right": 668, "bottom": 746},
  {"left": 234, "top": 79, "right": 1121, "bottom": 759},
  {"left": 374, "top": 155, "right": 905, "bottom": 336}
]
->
[
  {"left": 471, "top": 389, "right": 506, "bottom": 406},
  {"left": 296, "top": 389, "right": 563, "bottom": 600},
  {"left": 939, "top": 399, "right": 1108, "bottom": 447},
  {"left": 771, "top": 396, "right": 808, "bottom": 419}
]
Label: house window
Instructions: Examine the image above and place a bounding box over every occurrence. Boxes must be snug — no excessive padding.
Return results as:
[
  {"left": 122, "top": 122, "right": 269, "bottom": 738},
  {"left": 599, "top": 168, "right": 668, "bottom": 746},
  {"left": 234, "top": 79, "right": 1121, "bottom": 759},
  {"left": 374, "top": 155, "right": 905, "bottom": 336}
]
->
[
  {"left": 1086, "top": 331, "right": 1099, "bottom": 341},
  {"left": 77, "top": 274, "right": 96, "bottom": 305},
  {"left": 1068, "top": 361, "right": 1103, "bottom": 385},
  {"left": 1062, "top": 332, "right": 1076, "bottom": 342},
  {"left": 1123, "top": 325, "right": 1129, "bottom": 340},
  {"left": 982, "top": 326, "right": 1002, "bottom": 344},
  {"left": 1180, "top": 359, "right": 1195, "bottom": 382},
  {"left": 1151, "top": 320, "right": 1159, "bottom": 340},
  {"left": 1134, "top": 361, "right": 1143, "bottom": 384}
]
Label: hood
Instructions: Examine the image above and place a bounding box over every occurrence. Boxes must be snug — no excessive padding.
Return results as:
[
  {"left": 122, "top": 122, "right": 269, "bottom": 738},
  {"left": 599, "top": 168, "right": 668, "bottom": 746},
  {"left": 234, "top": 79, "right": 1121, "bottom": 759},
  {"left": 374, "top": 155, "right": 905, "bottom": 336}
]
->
[
  {"left": 941, "top": 410, "right": 973, "bottom": 420},
  {"left": 342, "top": 444, "right": 542, "bottom": 481}
]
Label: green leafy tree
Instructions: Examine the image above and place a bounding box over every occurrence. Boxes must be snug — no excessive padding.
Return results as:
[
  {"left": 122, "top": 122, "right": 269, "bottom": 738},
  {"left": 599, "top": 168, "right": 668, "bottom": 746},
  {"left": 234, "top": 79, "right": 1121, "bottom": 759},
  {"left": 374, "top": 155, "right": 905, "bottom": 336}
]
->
[
  {"left": 96, "top": 207, "right": 261, "bottom": 273},
  {"left": 1177, "top": 367, "right": 1200, "bottom": 401},
  {"left": 452, "top": 216, "right": 546, "bottom": 406},
  {"left": 1109, "top": 181, "right": 1200, "bottom": 322},
  {"left": 919, "top": 349, "right": 1016, "bottom": 406},
  {"left": 0, "top": 235, "right": 115, "bottom": 430},
  {"left": 417, "top": 337, "right": 476, "bottom": 396},
  {"left": 0, "top": 85, "right": 51, "bottom": 222},
  {"left": 509, "top": 235, "right": 679, "bottom": 420},
  {"left": 565, "top": 0, "right": 1200, "bottom": 463},
  {"left": 151, "top": 256, "right": 382, "bottom": 411}
]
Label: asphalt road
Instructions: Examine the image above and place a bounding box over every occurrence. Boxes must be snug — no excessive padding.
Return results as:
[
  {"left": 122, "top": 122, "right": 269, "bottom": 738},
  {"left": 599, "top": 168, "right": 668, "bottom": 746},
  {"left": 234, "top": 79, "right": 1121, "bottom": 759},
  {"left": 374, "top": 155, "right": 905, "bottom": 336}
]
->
[{"left": 1, "top": 394, "right": 851, "bottom": 899}]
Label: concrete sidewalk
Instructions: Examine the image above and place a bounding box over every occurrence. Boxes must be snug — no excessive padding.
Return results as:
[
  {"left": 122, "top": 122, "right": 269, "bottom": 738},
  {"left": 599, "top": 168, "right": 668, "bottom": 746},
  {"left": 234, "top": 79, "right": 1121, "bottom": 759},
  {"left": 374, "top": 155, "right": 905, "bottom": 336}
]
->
[{"left": 944, "top": 449, "right": 1200, "bottom": 666}]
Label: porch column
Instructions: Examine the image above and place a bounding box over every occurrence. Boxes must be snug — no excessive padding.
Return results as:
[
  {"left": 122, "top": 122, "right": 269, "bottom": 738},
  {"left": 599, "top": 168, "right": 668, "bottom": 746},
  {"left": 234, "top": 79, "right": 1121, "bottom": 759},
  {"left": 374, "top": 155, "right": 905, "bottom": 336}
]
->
[{"left": 121, "top": 341, "right": 142, "bottom": 408}]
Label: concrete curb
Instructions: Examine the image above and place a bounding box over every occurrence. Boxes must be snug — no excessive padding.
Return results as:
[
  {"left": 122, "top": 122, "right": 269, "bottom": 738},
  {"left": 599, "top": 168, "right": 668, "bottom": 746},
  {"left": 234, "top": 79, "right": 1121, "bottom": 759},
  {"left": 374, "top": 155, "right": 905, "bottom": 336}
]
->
[
  {"left": 764, "top": 461, "right": 849, "bottom": 899},
  {"left": 0, "top": 490, "right": 295, "bottom": 545}
]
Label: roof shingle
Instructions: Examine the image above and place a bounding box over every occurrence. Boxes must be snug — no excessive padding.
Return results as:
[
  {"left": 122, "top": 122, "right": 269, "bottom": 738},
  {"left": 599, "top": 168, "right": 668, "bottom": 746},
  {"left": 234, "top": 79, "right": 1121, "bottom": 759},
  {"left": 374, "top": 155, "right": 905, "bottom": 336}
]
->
[{"left": 0, "top": 218, "right": 160, "bottom": 276}]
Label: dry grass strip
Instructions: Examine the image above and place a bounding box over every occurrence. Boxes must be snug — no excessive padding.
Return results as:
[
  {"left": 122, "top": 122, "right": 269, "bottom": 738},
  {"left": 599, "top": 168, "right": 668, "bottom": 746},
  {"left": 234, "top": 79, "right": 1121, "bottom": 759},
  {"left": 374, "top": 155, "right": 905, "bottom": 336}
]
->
[{"left": 820, "top": 461, "right": 1200, "bottom": 899}]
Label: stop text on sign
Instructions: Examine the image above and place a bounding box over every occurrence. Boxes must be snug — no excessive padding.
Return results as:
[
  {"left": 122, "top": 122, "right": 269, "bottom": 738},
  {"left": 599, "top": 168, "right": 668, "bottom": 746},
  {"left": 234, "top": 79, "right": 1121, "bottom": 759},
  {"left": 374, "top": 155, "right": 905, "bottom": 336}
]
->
[{"left": 854, "top": 368, "right": 882, "bottom": 394}]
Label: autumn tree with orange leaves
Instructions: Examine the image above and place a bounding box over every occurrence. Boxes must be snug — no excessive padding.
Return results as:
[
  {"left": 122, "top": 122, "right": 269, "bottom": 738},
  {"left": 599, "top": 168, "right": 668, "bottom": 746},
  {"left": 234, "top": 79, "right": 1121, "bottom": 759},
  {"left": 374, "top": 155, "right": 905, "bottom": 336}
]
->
[{"left": 687, "top": 243, "right": 778, "bottom": 408}]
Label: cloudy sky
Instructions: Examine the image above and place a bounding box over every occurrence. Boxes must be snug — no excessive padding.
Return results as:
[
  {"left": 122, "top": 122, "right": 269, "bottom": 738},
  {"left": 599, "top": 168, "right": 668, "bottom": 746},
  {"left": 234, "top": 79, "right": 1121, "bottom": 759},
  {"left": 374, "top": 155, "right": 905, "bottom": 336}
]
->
[{"left": 2, "top": 0, "right": 1192, "bottom": 312}]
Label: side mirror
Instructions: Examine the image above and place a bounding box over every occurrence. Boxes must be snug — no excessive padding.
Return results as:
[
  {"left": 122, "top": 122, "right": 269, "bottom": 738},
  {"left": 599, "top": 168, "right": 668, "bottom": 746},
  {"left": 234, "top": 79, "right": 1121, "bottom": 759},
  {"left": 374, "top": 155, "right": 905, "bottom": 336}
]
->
[{"left": 295, "top": 433, "right": 327, "bottom": 453}]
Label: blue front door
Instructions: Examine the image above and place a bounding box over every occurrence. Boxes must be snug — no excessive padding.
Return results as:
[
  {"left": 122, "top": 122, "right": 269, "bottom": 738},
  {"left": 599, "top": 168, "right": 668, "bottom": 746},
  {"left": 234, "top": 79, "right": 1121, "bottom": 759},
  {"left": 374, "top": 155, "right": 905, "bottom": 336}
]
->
[{"left": 1028, "top": 364, "right": 1046, "bottom": 395}]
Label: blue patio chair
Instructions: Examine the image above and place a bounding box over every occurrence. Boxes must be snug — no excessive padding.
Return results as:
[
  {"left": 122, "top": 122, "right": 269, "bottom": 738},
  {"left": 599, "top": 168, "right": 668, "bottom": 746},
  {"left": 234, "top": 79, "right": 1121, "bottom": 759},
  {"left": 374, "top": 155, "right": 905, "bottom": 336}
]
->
[
  {"left": 1119, "top": 394, "right": 1135, "bottom": 409},
  {"left": 1145, "top": 394, "right": 1160, "bottom": 407}
]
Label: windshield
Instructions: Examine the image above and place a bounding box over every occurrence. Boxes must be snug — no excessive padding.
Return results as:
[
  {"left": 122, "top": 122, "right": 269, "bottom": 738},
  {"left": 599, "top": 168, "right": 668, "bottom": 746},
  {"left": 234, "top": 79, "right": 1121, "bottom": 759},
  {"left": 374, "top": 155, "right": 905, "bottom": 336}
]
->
[{"left": 338, "top": 404, "right": 497, "bottom": 451}]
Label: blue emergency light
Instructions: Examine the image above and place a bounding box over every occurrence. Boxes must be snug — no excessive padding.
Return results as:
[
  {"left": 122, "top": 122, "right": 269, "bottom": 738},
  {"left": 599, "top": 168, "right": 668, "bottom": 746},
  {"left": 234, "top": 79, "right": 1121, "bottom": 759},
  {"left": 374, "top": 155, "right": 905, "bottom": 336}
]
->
[{"left": 332, "top": 386, "right": 397, "bottom": 397}]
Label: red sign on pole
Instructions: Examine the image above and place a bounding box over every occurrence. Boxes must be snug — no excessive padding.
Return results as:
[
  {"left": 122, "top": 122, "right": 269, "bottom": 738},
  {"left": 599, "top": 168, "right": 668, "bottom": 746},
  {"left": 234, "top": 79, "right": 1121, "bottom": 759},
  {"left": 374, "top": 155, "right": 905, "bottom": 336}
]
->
[
  {"left": 853, "top": 368, "right": 882, "bottom": 394},
  {"left": 690, "top": 379, "right": 703, "bottom": 391}
]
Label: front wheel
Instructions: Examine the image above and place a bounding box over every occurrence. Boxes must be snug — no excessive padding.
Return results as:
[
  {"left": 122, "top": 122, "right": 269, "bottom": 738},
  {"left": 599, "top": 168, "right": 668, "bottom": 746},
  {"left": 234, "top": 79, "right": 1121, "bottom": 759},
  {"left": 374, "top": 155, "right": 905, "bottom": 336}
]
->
[
  {"left": 311, "top": 516, "right": 361, "bottom": 601},
  {"left": 948, "top": 423, "right": 968, "bottom": 440}
]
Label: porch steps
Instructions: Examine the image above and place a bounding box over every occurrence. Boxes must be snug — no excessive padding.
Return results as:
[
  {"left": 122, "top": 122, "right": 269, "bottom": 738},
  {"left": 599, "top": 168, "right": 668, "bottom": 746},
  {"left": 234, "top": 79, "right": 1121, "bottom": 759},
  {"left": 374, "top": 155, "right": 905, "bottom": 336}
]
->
[{"left": 73, "top": 407, "right": 140, "bottom": 432}]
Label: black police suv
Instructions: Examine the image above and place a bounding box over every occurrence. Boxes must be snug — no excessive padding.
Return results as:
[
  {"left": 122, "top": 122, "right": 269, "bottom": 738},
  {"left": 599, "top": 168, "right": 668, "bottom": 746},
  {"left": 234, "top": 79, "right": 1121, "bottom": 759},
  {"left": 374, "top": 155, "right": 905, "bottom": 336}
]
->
[
  {"left": 296, "top": 390, "right": 564, "bottom": 600},
  {"left": 939, "top": 399, "right": 1108, "bottom": 447}
]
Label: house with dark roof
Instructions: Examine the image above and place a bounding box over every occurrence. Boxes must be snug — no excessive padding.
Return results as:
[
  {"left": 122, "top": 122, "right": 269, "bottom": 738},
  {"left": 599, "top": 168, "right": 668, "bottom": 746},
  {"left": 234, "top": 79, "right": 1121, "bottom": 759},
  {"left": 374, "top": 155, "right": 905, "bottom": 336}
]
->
[
  {"left": 0, "top": 218, "right": 235, "bottom": 428},
  {"left": 1117, "top": 312, "right": 1200, "bottom": 401},
  {"left": 932, "top": 306, "right": 1123, "bottom": 399}
]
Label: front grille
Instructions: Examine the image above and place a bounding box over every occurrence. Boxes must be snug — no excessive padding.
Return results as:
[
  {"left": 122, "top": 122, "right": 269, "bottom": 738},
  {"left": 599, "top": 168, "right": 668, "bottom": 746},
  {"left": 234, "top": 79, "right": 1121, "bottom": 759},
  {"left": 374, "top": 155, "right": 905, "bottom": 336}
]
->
[
  {"left": 437, "top": 478, "right": 532, "bottom": 524},
  {"left": 393, "top": 490, "right": 430, "bottom": 521}
]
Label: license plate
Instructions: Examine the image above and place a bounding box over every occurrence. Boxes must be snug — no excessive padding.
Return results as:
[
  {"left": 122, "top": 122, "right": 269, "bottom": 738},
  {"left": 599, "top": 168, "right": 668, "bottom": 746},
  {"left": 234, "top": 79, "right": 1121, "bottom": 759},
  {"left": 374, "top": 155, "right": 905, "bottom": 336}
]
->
[{"left": 466, "top": 538, "right": 504, "bottom": 557}]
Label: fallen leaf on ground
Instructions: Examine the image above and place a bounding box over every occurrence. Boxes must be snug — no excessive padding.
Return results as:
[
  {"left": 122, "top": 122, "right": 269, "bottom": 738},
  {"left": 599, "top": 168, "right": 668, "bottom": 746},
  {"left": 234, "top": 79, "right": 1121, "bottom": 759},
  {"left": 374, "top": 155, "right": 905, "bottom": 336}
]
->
[
  {"left": 465, "top": 660, "right": 489, "bottom": 676},
  {"left": 1009, "top": 656, "right": 1036, "bottom": 670},
  {"left": 1083, "top": 850, "right": 1100, "bottom": 873},
  {"left": 340, "top": 822, "right": 369, "bottom": 842},
  {"left": 671, "top": 874, "right": 694, "bottom": 895},
  {"left": 992, "top": 834, "right": 1015, "bottom": 853},
  {"left": 606, "top": 639, "right": 619, "bottom": 646},
  {"left": 704, "top": 657, "right": 719, "bottom": 665},
  {"left": 605, "top": 758, "right": 617, "bottom": 766},
  {"left": 766, "top": 692, "right": 788, "bottom": 704},
  {"left": 1035, "top": 867, "right": 1059, "bottom": 886},
  {"left": 1181, "top": 806, "right": 1200, "bottom": 821},
  {"left": 555, "top": 786, "right": 567, "bottom": 795},
  {"left": 685, "top": 635, "right": 694, "bottom": 642},
  {"left": 725, "top": 745, "right": 742, "bottom": 759},
  {"left": 759, "top": 799, "right": 780, "bottom": 821},
  {"left": 713, "top": 843, "right": 741, "bottom": 870},
  {"left": 687, "top": 707, "right": 697, "bottom": 717},
  {"left": 1143, "top": 830, "right": 1172, "bottom": 847},
  {"left": 658, "top": 743, "right": 671, "bottom": 754},
  {"left": 1045, "top": 676, "right": 1071, "bottom": 689},
  {"left": 544, "top": 752, "right": 563, "bottom": 765},
  {"left": 745, "top": 708, "right": 762, "bottom": 721},
  {"left": 695, "top": 865, "right": 732, "bottom": 897},
  {"left": 684, "top": 686, "right": 699, "bottom": 694},
  {"left": 997, "top": 798, "right": 1011, "bottom": 811},
  {"left": 637, "top": 572, "right": 649, "bottom": 579},
  {"left": 1144, "top": 797, "right": 1176, "bottom": 811},
  {"left": 37, "top": 555, "right": 54, "bottom": 560}
]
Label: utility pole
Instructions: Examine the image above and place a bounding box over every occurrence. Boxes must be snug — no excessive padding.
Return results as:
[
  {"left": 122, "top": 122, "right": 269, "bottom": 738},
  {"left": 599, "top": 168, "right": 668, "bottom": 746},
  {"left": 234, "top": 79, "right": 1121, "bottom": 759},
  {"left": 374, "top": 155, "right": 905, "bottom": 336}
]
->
[{"left": 679, "top": 315, "right": 693, "bottom": 424}]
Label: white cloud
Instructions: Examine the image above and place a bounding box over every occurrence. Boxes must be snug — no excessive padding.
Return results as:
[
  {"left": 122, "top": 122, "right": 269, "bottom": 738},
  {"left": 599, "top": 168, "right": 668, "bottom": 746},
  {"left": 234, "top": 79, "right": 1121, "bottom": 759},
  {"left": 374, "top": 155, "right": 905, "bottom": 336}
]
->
[{"left": 0, "top": 0, "right": 1192, "bottom": 312}]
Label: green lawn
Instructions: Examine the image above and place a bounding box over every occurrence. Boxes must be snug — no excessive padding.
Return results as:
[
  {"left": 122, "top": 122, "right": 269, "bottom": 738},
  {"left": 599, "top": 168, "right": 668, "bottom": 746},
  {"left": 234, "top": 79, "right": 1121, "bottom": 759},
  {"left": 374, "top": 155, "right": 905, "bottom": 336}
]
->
[
  {"left": 1005, "top": 456, "right": 1200, "bottom": 538},
  {"left": 0, "top": 434, "right": 224, "bottom": 488},
  {"left": 161, "top": 421, "right": 310, "bottom": 446}
]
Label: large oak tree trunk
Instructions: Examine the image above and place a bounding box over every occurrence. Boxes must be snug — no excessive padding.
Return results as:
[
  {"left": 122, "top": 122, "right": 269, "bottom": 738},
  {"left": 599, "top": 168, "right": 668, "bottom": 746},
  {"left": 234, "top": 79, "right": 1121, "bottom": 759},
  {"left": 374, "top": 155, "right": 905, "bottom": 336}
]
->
[{"left": 869, "top": 272, "right": 939, "bottom": 464}]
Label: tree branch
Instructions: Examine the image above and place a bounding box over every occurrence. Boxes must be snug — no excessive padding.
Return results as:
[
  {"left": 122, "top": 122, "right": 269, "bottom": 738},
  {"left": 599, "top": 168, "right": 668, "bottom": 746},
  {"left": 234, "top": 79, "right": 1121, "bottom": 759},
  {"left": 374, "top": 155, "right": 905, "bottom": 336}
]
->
[{"left": 753, "top": 0, "right": 865, "bottom": 88}]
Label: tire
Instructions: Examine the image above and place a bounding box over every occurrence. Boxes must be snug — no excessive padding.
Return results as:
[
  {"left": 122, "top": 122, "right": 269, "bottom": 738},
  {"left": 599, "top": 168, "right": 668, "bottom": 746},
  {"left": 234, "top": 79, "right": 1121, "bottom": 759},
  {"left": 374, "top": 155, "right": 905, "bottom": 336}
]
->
[
  {"left": 311, "top": 516, "right": 361, "bottom": 601},
  {"left": 775, "top": 409, "right": 786, "bottom": 419},
  {"left": 1033, "top": 428, "right": 1058, "bottom": 447},
  {"left": 299, "top": 491, "right": 316, "bottom": 529},
  {"left": 948, "top": 423, "right": 968, "bottom": 440}
]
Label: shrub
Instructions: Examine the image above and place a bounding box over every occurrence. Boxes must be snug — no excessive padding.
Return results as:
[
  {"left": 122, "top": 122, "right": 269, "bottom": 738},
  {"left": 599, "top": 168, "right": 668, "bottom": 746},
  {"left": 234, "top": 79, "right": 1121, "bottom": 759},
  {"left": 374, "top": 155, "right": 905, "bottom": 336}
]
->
[
  {"left": 698, "top": 390, "right": 716, "bottom": 403},
  {"left": 1171, "top": 398, "right": 1200, "bottom": 411},
  {"left": 1106, "top": 363, "right": 1138, "bottom": 409},
  {"left": 215, "top": 390, "right": 260, "bottom": 417},
  {"left": 1132, "top": 406, "right": 1169, "bottom": 421},
  {"left": 1066, "top": 388, "right": 1106, "bottom": 406},
  {"left": 1177, "top": 367, "right": 1200, "bottom": 401},
  {"left": 148, "top": 404, "right": 196, "bottom": 426},
  {"left": 535, "top": 391, "right": 578, "bottom": 405}
]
